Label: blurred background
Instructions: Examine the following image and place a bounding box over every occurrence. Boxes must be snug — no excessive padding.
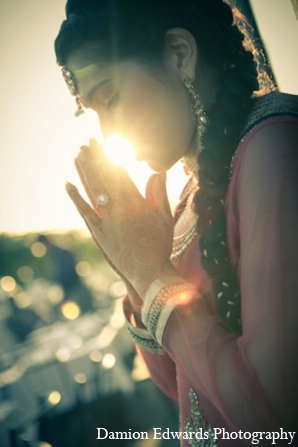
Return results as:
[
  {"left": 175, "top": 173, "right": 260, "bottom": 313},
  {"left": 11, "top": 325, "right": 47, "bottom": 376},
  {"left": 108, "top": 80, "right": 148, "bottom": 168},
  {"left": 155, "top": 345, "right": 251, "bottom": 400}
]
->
[{"left": 0, "top": 1, "right": 297, "bottom": 446}]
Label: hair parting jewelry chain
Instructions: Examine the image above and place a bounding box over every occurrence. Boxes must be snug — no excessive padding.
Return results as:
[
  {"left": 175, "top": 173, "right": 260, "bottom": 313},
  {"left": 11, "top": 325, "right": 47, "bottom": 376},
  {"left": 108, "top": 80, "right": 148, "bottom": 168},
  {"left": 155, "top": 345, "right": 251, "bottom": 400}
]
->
[{"left": 62, "top": 67, "right": 85, "bottom": 117}]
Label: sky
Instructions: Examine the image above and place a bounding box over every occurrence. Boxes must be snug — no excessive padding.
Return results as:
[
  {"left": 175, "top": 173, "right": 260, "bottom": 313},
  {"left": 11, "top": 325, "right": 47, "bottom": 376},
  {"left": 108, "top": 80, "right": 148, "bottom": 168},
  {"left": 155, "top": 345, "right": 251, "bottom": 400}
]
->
[{"left": 0, "top": 0, "right": 297, "bottom": 234}]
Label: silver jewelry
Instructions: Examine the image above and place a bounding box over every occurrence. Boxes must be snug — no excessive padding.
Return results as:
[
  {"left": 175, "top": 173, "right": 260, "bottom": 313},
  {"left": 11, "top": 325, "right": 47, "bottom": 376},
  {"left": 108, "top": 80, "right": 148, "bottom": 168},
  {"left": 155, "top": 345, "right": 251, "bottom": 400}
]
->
[
  {"left": 183, "top": 77, "right": 208, "bottom": 134},
  {"left": 171, "top": 222, "right": 197, "bottom": 260},
  {"left": 62, "top": 67, "right": 85, "bottom": 117},
  {"left": 96, "top": 194, "right": 109, "bottom": 207},
  {"left": 183, "top": 78, "right": 208, "bottom": 175}
]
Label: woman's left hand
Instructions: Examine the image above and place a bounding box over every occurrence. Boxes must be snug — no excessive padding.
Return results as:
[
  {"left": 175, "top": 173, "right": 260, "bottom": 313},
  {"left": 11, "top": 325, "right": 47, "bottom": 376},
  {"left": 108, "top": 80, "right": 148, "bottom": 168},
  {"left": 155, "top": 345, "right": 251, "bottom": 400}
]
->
[{"left": 66, "top": 138, "right": 177, "bottom": 298}]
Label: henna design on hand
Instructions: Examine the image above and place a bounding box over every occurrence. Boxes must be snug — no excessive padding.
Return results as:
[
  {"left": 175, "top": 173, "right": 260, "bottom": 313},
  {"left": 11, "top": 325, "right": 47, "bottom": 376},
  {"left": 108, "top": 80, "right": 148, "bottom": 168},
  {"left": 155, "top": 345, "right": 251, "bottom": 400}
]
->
[{"left": 70, "top": 140, "right": 177, "bottom": 299}]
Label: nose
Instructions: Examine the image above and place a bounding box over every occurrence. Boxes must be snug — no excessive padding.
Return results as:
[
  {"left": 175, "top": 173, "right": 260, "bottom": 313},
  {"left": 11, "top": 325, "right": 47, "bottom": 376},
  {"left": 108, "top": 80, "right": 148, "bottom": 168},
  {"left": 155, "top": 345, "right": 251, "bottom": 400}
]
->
[
  {"left": 97, "top": 112, "right": 112, "bottom": 139},
  {"left": 97, "top": 112, "right": 124, "bottom": 142}
]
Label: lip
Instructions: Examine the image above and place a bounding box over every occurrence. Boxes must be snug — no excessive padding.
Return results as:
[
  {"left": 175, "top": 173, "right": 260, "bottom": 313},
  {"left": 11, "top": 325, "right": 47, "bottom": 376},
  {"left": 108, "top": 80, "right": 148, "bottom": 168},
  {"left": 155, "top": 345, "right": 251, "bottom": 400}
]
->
[
  {"left": 134, "top": 144, "right": 168, "bottom": 172},
  {"left": 134, "top": 143, "right": 147, "bottom": 161}
]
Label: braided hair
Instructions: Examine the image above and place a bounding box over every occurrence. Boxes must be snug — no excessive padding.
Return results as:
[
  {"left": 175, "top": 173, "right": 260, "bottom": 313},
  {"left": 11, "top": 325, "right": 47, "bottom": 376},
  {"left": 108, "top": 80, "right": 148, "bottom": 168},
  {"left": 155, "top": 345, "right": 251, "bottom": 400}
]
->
[{"left": 55, "top": 0, "right": 275, "bottom": 334}]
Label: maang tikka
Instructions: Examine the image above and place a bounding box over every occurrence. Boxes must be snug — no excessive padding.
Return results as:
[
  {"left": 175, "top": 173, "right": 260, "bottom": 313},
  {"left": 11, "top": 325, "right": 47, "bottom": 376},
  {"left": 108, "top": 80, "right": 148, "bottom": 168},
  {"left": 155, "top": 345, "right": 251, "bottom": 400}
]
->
[
  {"left": 183, "top": 77, "right": 208, "bottom": 174},
  {"left": 62, "top": 67, "right": 85, "bottom": 117}
]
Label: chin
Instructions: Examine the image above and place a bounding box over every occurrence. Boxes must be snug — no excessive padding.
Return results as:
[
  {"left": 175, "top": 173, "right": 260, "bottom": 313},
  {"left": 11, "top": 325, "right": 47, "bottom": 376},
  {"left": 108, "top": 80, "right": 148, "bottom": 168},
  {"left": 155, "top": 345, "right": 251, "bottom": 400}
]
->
[
  {"left": 136, "top": 146, "right": 177, "bottom": 172},
  {"left": 146, "top": 157, "right": 174, "bottom": 172}
]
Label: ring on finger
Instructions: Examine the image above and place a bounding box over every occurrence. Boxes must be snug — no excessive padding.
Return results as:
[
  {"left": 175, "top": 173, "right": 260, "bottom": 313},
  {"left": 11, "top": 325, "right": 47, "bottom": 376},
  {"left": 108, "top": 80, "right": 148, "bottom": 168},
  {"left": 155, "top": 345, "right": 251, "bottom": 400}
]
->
[{"left": 96, "top": 193, "right": 109, "bottom": 207}]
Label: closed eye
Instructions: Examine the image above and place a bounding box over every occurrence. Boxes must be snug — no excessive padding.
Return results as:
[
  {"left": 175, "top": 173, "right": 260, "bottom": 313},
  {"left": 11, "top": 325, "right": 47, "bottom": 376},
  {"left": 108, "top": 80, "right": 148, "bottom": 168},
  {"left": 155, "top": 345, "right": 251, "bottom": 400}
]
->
[{"left": 106, "top": 93, "right": 120, "bottom": 110}]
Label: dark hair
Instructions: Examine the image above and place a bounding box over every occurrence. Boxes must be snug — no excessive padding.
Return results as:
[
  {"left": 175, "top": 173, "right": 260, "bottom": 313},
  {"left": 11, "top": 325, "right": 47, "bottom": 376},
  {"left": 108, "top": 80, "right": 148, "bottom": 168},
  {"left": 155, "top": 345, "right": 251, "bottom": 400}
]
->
[{"left": 55, "top": 0, "right": 275, "bottom": 334}]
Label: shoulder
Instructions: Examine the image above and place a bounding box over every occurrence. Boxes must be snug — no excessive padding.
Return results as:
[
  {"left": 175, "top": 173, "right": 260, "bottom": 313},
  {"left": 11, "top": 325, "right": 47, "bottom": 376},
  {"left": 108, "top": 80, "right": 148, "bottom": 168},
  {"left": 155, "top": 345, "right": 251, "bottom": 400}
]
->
[
  {"left": 241, "top": 115, "right": 298, "bottom": 170},
  {"left": 231, "top": 92, "right": 298, "bottom": 183},
  {"left": 228, "top": 103, "right": 298, "bottom": 222},
  {"left": 240, "top": 91, "right": 298, "bottom": 141},
  {"left": 236, "top": 118, "right": 298, "bottom": 221}
]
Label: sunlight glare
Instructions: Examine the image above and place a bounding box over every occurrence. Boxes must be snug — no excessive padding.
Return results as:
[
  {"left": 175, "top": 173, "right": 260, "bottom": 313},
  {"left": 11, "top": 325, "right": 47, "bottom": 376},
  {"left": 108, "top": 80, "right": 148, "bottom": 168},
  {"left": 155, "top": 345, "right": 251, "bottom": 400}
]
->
[
  {"left": 74, "top": 112, "right": 155, "bottom": 196},
  {"left": 76, "top": 111, "right": 187, "bottom": 200},
  {"left": 103, "top": 134, "right": 135, "bottom": 166},
  {"left": 103, "top": 134, "right": 156, "bottom": 196}
]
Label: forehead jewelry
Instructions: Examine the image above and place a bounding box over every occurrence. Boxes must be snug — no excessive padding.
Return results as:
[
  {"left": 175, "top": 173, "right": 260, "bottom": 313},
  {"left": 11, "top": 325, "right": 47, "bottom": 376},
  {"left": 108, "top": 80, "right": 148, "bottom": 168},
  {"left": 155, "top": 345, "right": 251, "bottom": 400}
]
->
[{"left": 62, "top": 67, "right": 85, "bottom": 117}]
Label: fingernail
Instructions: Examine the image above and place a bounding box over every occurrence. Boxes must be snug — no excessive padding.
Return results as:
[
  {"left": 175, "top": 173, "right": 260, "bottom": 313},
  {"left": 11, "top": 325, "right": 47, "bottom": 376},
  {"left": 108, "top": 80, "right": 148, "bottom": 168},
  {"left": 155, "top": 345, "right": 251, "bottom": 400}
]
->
[
  {"left": 89, "top": 137, "right": 97, "bottom": 148},
  {"left": 78, "top": 151, "right": 87, "bottom": 163},
  {"left": 160, "top": 171, "right": 166, "bottom": 182},
  {"left": 65, "top": 181, "right": 76, "bottom": 193}
]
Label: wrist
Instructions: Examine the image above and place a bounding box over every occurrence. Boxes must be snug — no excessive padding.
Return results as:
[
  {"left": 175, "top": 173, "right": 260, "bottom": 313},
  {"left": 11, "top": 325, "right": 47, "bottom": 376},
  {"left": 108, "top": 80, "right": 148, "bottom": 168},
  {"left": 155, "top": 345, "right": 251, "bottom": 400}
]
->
[
  {"left": 132, "top": 311, "right": 147, "bottom": 329},
  {"left": 123, "top": 295, "right": 165, "bottom": 354},
  {"left": 132, "top": 261, "right": 178, "bottom": 299}
]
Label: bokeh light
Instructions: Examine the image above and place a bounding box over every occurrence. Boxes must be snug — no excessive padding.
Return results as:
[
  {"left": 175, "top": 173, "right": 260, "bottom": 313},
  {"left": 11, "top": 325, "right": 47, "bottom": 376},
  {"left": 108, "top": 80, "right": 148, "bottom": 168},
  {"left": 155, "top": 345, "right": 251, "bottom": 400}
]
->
[
  {"left": 14, "top": 292, "right": 32, "bottom": 309},
  {"left": 131, "top": 355, "right": 150, "bottom": 382},
  {"left": 74, "top": 373, "right": 87, "bottom": 384},
  {"left": 48, "top": 391, "right": 61, "bottom": 406},
  {"left": 1, "top": 276, "right": 16, "bottom": 293},
  {"left": 110, "top": 312, "right": 125, "bottom": 330},
  {"left": 31, "top": 242, "right": 47, "bottom": 258},
  {"left": 60, "top": 301, "right": 81, "bottom": 320},
  {"left": 90, "top": 350, "right": 103, "bottom": 363},
  {"left": 109, "top": 280, "right": 127, "bottom": 299},
  {"left": 55, "top": 347, "right": 71, "bottom": 363},
  {"left": 17, "top": 266, "right": 34, "bottom": 282},
  {"left": 68, "top": 335, "right": 83, "bottom": 349},
  {"left": 75, "top": 261, "right": 91, "bottom": 277},
  {"left": 46, "top": 285, "right": 64, "bottom": 305},
  {"left": 102, "top": 353, "right": 116, "bottom": 369}
]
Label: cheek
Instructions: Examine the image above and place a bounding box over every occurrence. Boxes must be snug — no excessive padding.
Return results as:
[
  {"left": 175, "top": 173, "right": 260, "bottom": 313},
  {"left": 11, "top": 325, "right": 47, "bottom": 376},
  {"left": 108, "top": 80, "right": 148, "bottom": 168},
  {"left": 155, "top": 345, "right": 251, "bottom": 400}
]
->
[
  {"left": 105, "top": 76, "right": 194, "bottom": 169},
  {"left": 121, "top": 85, "right": 159, "bottom": 138},
  {"left": 128, "top": 85, "right": 192, "bottom": 143}
]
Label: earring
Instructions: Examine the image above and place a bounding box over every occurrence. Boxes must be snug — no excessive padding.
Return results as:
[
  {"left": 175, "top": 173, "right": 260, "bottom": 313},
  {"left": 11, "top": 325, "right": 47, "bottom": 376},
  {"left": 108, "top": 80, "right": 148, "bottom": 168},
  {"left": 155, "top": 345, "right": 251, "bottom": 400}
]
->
[
  {"left": 62, "top": 67, "right": 85, "bottom": 117},
  {"left": 183, "top": 78, "right": 208, "bottom": 175}
]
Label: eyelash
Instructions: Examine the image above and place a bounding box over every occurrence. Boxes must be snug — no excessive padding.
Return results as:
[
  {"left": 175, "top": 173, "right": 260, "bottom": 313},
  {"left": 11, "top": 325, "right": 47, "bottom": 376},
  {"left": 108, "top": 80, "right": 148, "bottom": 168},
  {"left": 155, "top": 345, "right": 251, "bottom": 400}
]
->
[{"left": 106, "top": 93, "right": 120, "bottom": 110}]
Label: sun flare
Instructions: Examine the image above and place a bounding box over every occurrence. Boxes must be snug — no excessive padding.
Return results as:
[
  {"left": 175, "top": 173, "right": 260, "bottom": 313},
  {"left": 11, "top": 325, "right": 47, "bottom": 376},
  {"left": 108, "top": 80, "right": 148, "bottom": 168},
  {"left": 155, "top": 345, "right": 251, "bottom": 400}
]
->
[
  {"left": 103, "top": 134, "right": 136, "bottom": 166},
  {"left": 75, "top": 110, "right": 187, "bottom": 203},
  {"left": 103, "top": 134, "right": 159, "bottom": 195}
]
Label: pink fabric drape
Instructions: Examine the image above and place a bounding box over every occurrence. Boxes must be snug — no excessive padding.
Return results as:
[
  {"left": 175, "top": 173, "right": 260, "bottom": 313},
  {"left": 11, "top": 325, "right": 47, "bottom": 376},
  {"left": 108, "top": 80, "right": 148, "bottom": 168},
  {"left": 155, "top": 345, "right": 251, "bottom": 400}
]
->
[{"left": 137, "top": 116, "right": 298, "bottom": 446}]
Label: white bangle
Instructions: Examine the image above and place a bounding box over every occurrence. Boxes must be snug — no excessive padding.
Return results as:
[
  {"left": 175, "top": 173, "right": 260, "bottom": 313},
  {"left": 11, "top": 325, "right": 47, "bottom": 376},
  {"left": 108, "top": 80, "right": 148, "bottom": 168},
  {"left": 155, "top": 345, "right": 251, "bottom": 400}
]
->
[{"left": 142, "top": 277, "right": 197, "bottom": 345}]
